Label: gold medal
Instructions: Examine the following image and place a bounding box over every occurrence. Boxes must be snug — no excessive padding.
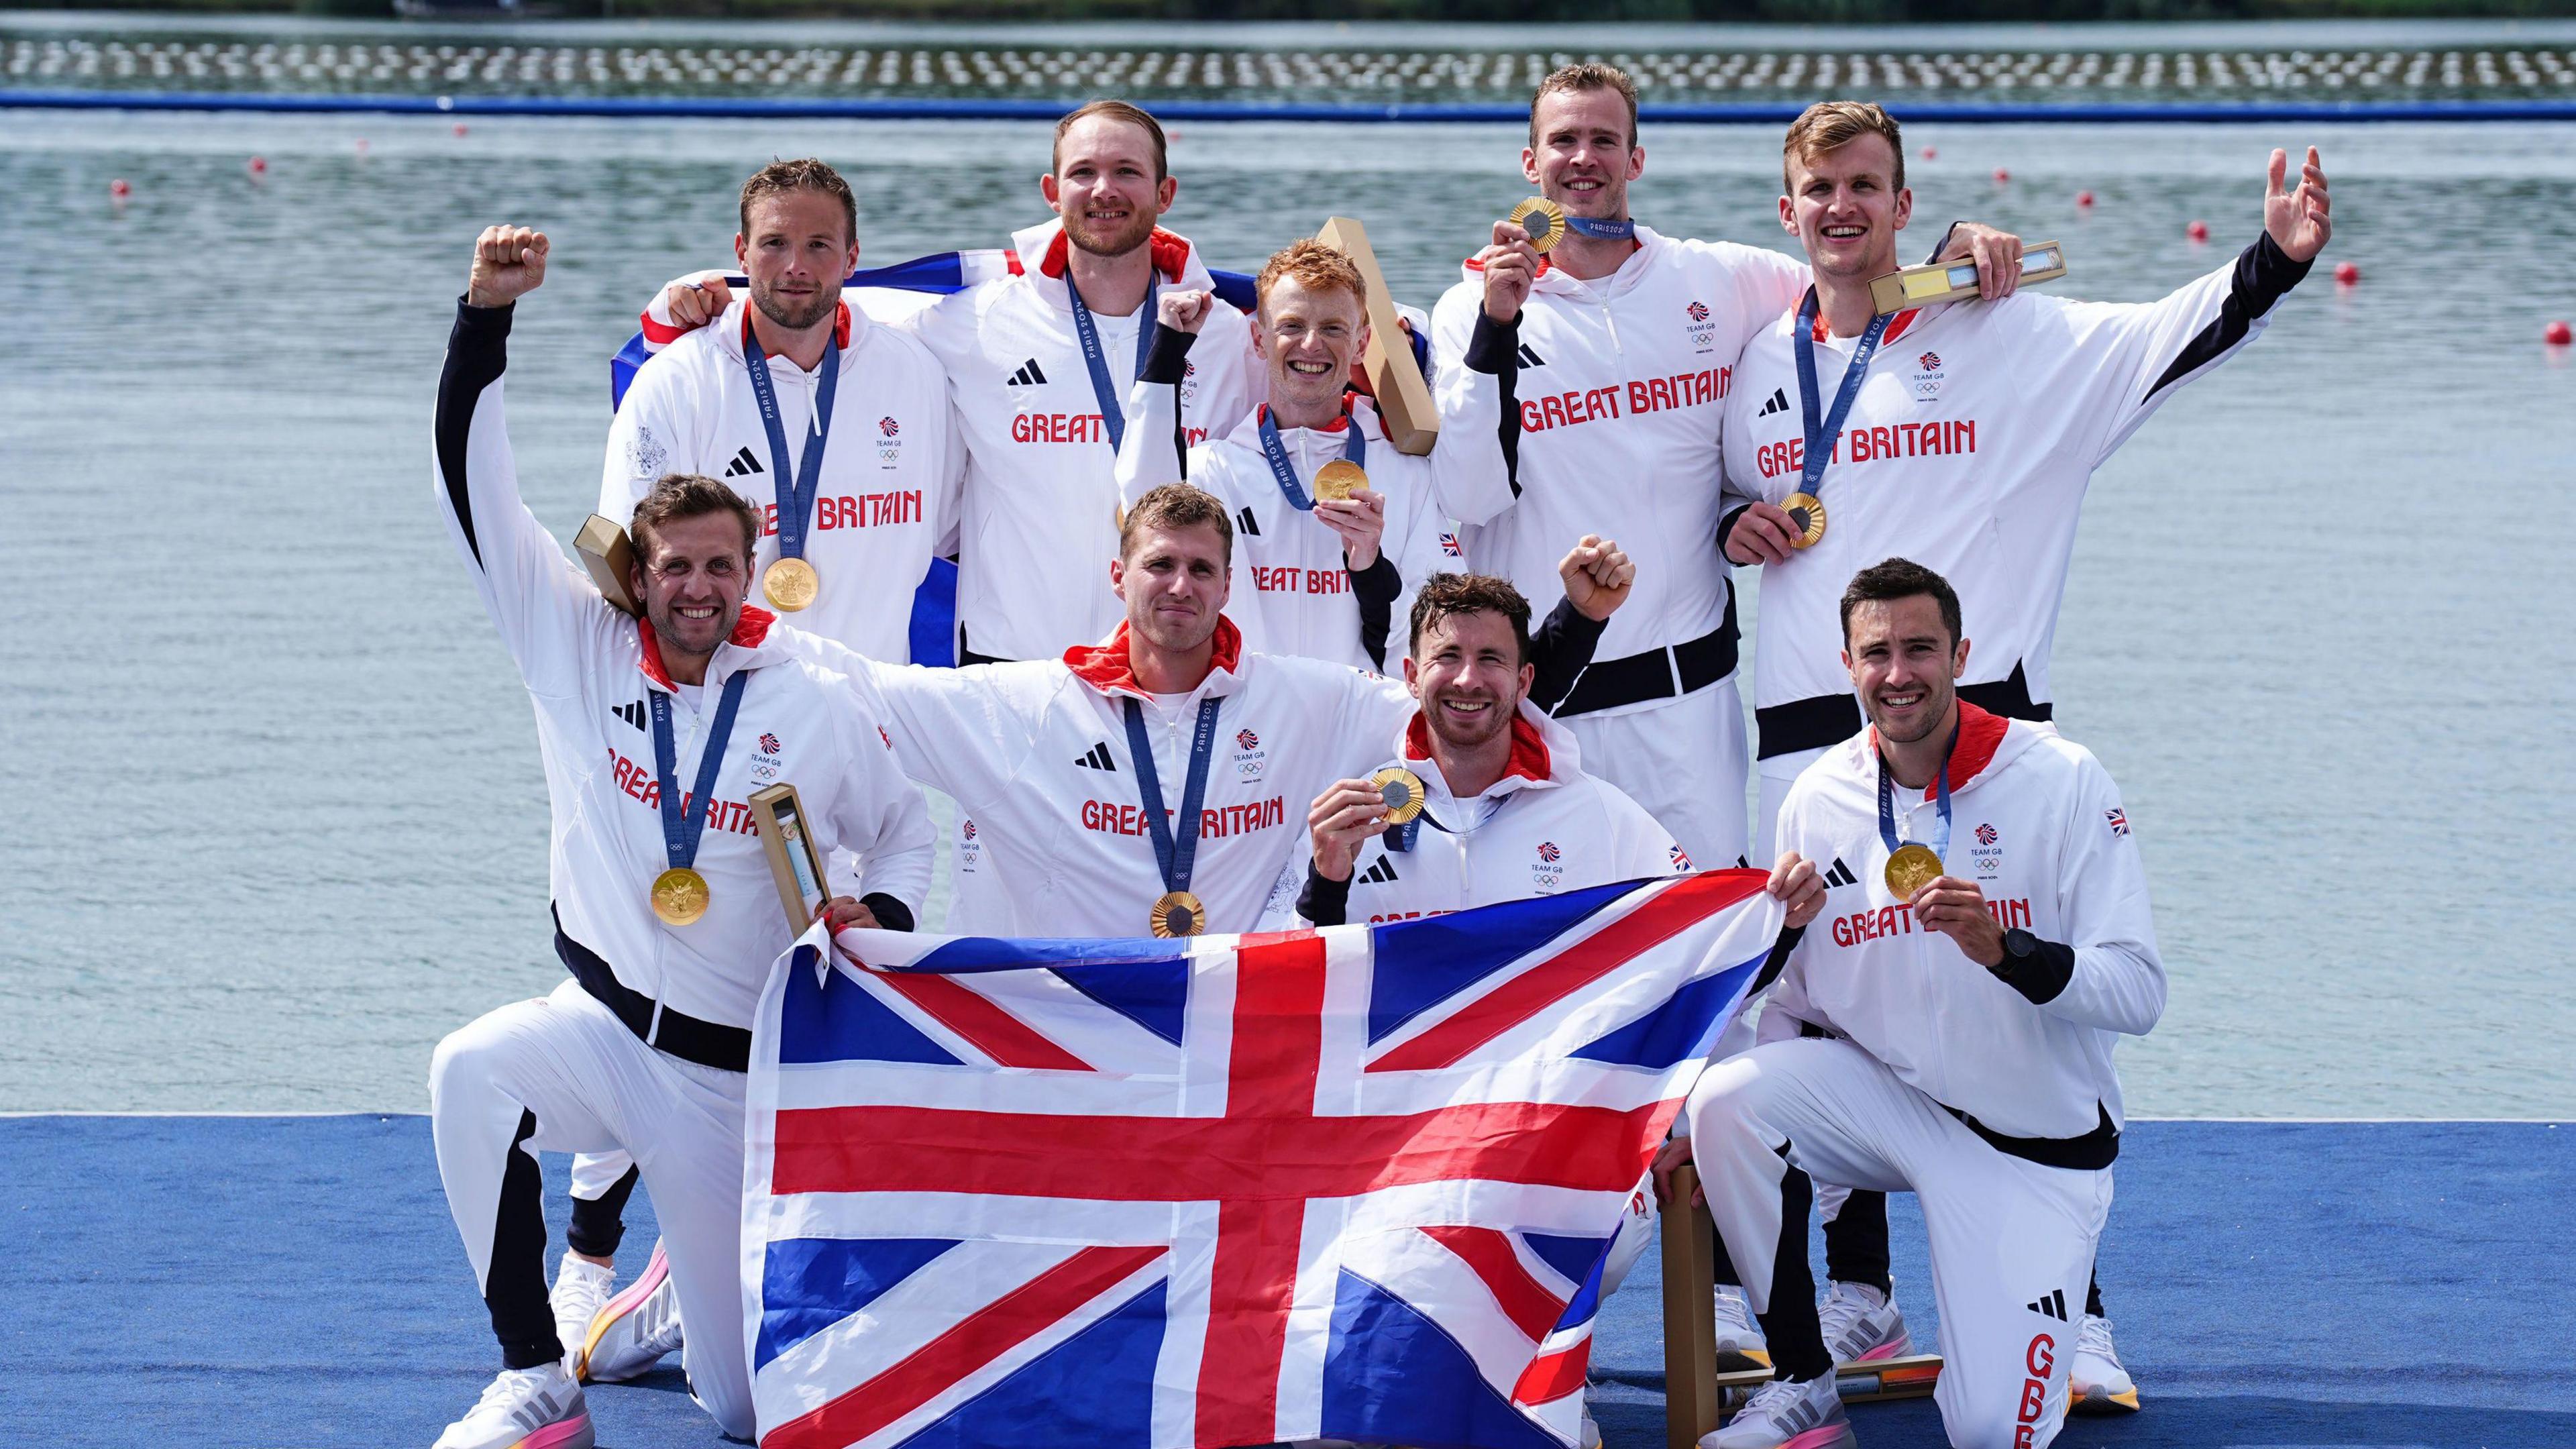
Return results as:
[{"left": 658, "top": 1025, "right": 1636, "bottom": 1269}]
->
[
  {"left": 1313, "top": 459, "right": 1368, "bottom": 504},
  {"left": 1149, "top": 890, "right": 1205, "bottom": 938},
  {"left": 1507, "top": 197, "right": 1566, "bottom": 254},
  {"left": 762, "top": 555, "right": 820, "bottom": 612},
  {"left": 1371, "top": 766, "right": 1427, "bottom": 824},
  {"left": 1780, "top": 492, "right": 1827, "bottom": 549},
  {"left": 1883, "top": 844, "right": 1944, "bottom": 901},
  {"left": 651, "top": 866, "right": 711, "bottom": 926}
]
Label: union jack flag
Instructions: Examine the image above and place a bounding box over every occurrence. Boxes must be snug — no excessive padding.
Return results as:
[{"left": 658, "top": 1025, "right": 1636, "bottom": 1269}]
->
[
  {"left": 2105, "top": 808, "right": 2129, "bottom": 837},
  {"left": 743, "top": 871, "right": 1784, "bottom": 1449}
]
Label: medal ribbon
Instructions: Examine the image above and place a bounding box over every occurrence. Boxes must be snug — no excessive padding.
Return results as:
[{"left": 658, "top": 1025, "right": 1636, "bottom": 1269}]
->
[
  {"left": 740, "top": 313, "right": 840, "bottom": 565},
  {"left": 1876, "top": 726, "right": 1955, "bottom": 873},
  {"left": 1562, "top": 215, "right": 1636, "bottom": 241},
  {"left": 1067, "top": 272, "right": 1160, "bottom": 453},
  {"left": 1120, "top": 695, "right": 1224, "bottom": 898},
  {"left": 1792, "top": 287, "right": 1893, "bottom": 500},
  {"left": 1254, "top": 404, "right": 1368, "bottom": 512},
  {"left": 648, "top": 669, "right": 751, "bottom": 876}
]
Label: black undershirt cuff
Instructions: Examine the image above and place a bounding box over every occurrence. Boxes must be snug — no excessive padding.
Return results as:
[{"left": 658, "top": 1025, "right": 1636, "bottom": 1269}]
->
[
  {"left": 1462, "top": 311, "right": 1519, "bottom": 375},
  {"left": 1716, "top": 503, "right": 1752, "bottom": 560},
  {"left": 1988, "top": 934, "right": 2076, "bottom": 1004},
  {"left": 860, "top": 892, "right": 916, "bottom": 934},
  {"left": 1298, "top": 862, "right": 1353, "bottom": 927},
  {"left": 1346, "top": 553, "right": 1401, "bottom": 606},
  {"left": 1140, "top": 323, "right": 1197, "bottom": 384}
]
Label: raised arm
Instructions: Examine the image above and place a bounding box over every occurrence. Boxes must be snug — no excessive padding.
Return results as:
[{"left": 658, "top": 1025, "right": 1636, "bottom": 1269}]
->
[
  {"left": 1427, "top": 223, "right": 1542, "bottom": 527},
  {"left": 434, "top": 225, "right": 613, "bottom": 696},
  {"left": 1112, "top": 289, "right": 1214, "bottom": 504}
]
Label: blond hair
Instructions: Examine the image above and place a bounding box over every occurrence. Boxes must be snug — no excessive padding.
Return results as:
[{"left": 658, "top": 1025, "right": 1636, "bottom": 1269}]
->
[
  {"left": 1782, "top": 101, "right": 1906, "bottom": 194},
  {"left": 1119, "top": 484, "right": 1234, "bottom": 567},
  {"left": 1529, "top": 63, "right": 1640, "bottom": 150}
]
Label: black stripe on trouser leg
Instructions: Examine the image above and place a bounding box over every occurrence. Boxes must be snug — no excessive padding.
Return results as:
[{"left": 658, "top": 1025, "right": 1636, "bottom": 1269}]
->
[
  {"left": 2086, "top": 1264, "right": 2105, "bottom": 1320},
  {"left": 566, "top": 1163, "right": 641, "bottom": 1260},
  {"left": 1821, "top": 1188, "right": 1893, "bottom": 1297},
  {"left": 488, "top": 1108, "right": 566, "bottom": 1370},
  {"left": 1756, "top": 1148, "right": 1832, "bottom": 1383}
]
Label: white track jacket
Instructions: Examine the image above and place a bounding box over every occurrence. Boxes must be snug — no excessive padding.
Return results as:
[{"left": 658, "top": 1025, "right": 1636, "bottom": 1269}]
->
[
  {"left": 1722, "top": 234, "right": 2314, "bottom": 759},
  {"left": 784, "top": 616, "right": 1418, "bottom": 937},
  {"left": 1432, "top": 227, "right": 1808, "bottom": 714},
  {"left": 1115, "top": 380, "right": 1464, "bottom": 674},
  {"left": 1260, "top": 703, "right": 1686, "bottom": 928},
  {"left": 603, "top": 299, "right": 962, "bottom": 664},
  {"left": 910, "top": 221, "right": 1259, "bottom": 660},
  {"left": 1770, "top": 704, "right": 2164, "bottom": 1140},
  {"left": 435, "top": 301, "right": 935, "bottom": 1030}
]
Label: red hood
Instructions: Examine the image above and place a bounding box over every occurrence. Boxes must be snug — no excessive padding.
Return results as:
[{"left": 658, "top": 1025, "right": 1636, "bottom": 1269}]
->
[
  {"left": 743, "top": 303, "right": 853, "bottom": 356},
  {"left": 1254, "top": 398, "right": 1358, "bottom": 434},
  {"left": 1871, "top": 699, "right": 2007, "bottom": 800},
  {"left": 637, "top": 605, "right": 776, "bottom": 691},
  {"left": 1063, "top": 615, "right": 1244, "bottom": 697},
  {"left": 1403, "top": 708, "right": 1553, "bottom": 786},
  {"left": 1809, "top": 304, "right": 1921, "bottom": 345},
  {"left": 1012, "top": 225, "right": 1196, "bottom": 286}
]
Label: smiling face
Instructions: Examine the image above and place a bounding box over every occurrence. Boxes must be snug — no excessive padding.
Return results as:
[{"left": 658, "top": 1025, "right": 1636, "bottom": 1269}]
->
[
  {"left": 735, "top": 188, "right": 858, "bottom": 334},
  {"left": 1043, "top": 113, "right": 1175, "bottom": 259},
  {"left": 1523, "top": 85, "right": 1643, "bottom": 220},
  {"left": 631, "top": 511, "right": 753, "bottom": 665},
  {"left": 1405, "top": 609, "right": 1535, "bottom": 755},
  {"left": 1110, "top": 521, "right": 1230, "bottom": 657},
  {"left": 1842, "top": 593, "right": 1970, "bottom": 747},
  {"left": 1254, "top": 276, "right": 1368, "bottom": 419},
  {"left": 1782, "top": 132, "right": 1912, "bottom": 283}
]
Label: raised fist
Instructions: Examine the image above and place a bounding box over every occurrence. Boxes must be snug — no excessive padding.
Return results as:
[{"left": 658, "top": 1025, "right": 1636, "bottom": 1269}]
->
[{"left": 467, "top": 225, "right": 548, "bottom": 309}]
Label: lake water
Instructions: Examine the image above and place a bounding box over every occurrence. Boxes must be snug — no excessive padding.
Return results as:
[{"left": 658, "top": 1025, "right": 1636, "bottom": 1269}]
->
[{"left": 1, "top": 85, "right": 2569, "bottom": 1115}]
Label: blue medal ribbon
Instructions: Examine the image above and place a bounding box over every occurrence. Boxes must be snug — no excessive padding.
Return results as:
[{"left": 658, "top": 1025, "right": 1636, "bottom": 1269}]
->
[
  {"left": 1067, "top": 270, "right": 1160, "bottom": 453},
  {"left": 740, "top": 313, "right": 840, "bottom": 565},
  {"left": 1254, "top": 404, "right": 1368, "bottom": 512},
  {"left": 1876, "top": 726, "right": 1955, "bottom": 877},
  {"left": 649, "top": 669, "right": 751, "bottom": 879},
  {"left": 1562, "top": 215, "right": 1636, "bottom": 241},
  {"left": 1120, "top": 695, "right": 1224, "bottom": 899},
  {"left": 1792, "top": 287, "right": 1893, "bottom": 500}
]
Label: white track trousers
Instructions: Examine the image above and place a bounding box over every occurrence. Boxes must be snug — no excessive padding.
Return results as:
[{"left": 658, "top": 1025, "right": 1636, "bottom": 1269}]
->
[
  {"left": 429, "top": 981, "right": 755, "bottom": 1440},
  {"left": 1562, "top": 674, "right": 1750, "bottom": 871},
  {"left": 1686, "top": 1036, "right": 2108, "bottom": 1449}
]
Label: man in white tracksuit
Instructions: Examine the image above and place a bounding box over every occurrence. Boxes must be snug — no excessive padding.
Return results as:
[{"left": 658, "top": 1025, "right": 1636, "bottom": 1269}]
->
[
  {"left": 1430, "top": 64, "right": 2024, "bottom": 871},
  {"left": 647, "top": 101, "right": 1260, "bottom": 664},
  {"left": 425, "top": 227, "right": 934, "bottom": 1449},
  {"left": 790, "top": 486, "right": 1635, "bottom": 941},
  {"left": 1115, "top": 239, "right": 1469, "bottom": 674},
  {"left": 1713, "top": 101, "right": 2331, "bottom": 1401},
  {"left": 1657, "top": 559, "right": 2164, "bottom": 1449}
]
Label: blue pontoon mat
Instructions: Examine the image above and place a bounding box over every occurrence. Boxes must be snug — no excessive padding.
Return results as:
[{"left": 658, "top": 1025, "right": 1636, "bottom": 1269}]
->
[{"left": 2, "top": 1117, "right": 2567, "bottom": 1448}]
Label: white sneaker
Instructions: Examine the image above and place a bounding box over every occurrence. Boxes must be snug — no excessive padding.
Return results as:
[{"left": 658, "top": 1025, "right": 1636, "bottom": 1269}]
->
[
  {"left": 431, "top": 1362, "right": 593, "bottom": 1449},
  {"left": 581, "top": 1237, "right": 684, "bottom": 1383},
  {"left": 1815, "top": 1280, "right": 1911, "bottom": 1366},
  {"left": 2068, "top": 1312, "right": 2140, "bottom": 1413},
  {"left": 548, "top": 1254, "right": 614, "bottom": 1379},
  {"left": 1698, "top": 1373, "right": 1854, "bottom": 1449},
  {"left": 1712, "top": 1283, "right": 1771, "bottom": 1371}
]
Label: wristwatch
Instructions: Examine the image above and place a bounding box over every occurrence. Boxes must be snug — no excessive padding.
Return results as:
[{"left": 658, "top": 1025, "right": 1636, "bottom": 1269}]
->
[{"left": 2000, "top": 926, "right": 2041, "bottom": 964}]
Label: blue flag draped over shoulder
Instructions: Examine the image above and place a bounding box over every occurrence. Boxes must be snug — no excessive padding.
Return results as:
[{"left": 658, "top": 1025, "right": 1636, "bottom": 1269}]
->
[{"left": 739, "top": 871, "right": 1784, "bottom": 1449}]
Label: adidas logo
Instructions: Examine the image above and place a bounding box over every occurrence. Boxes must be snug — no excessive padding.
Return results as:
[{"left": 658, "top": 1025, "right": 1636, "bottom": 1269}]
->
[
  {"left": 1006, "top": 359, "right": 1049, "bottom": 388},
  {"left": 722, "top": 445, "right": 764, "bottom": 478},
  {"left": 1821, "top": 857, "right": 1860, "bottom": 889},
  {"left": 1074, "top": 741, "right": 1116, "bottom": 771},
  {"left": 2025, "top": 1289, "right": 2070, "bottom": 1322},
  {"left": 1756, "top": 387, "right": 1790, "bottom": 418},
  {"left": 1237, "top": 506, "right": 1261, "bottom": 538},
  {"left": 610, "top": 699, "right": 647, "bottom": 733},
  {"left": 1515, "top": 342, "right": 1546, "bottom": 368},
  {"left": 1357, "top": 856, "right": 1399, "bottom": 885}
]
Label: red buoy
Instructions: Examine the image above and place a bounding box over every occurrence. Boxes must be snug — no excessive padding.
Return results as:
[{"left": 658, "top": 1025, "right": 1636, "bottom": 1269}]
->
[
  {"left": 1921, "top": 146, "right": 1938, "bottom": 160},
  {"left": 2548, "top": 320, "right": 2574, "bottom": 346},
  {"left": 109, "top": 178, "right": 131, "bottom": 199},
  {"left": 2076, "top": 190, "right": 2095, "bottom": 208},
  {"left": 452, "top": 121, "right": 469, "bottom": 137},
  {"left": 1992, "top": 167, "right": 2010, "bottom": 183},
  {"left": 2186, "top": 219, "right": 2210, "bottom": 242},
  {"left": 248, "top": 156, "right": 267, "bottom": 176},
  {"left": 354, "top": 138, "right": 370, "bottom": 156},
  {"left": 2334, "top": 260, "right": 2359, "bottom": 285}
]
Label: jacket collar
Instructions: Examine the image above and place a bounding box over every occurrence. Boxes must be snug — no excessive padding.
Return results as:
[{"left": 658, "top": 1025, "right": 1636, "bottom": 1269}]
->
[
  {"left": 636, "top": 605, "right": 780, "bottom": 693},
  {"left": 716, "top": 297, "right": 859, "bottom": 364},
  {"left": 1007, "top": 218, "right": 1212, "bottom": 309},
  {"left": 1807, "top": 302, "right": 1925, "bottom": 346},
  {"left": 1230, "top": 394, "right": 1377, "bottom": 451},
  {"left": 1866, "top": 699, "right": 2014, "bottom": 800},
  {"left": 1061, "top": 615, "right": 1246, "bottom": 702},
  {"left": 1396, "top": 698, "right": 1569, "bottom": 803}
]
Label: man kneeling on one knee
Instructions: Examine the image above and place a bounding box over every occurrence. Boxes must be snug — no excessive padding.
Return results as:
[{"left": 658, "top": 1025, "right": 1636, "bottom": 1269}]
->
[{"left": 1654, "top": 558, "right": 2164, "bottom": 1449}]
